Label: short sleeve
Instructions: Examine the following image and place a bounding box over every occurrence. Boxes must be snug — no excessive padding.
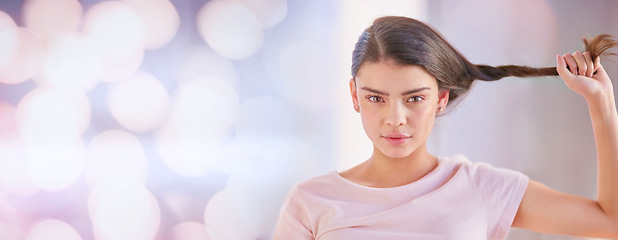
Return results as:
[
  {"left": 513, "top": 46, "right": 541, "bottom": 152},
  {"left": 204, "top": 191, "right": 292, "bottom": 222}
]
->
[
  {"left": 468, "top": 162, "right": 529, "bottom": 240},
  {"left": 274, "top": 185, "right": 314, "bottom": 240}
]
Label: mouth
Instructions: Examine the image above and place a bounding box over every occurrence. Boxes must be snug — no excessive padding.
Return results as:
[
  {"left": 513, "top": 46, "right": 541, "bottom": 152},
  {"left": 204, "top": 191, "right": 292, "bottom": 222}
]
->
[{"left": 382, "top": 133, "right": 411, "bottom": 145}]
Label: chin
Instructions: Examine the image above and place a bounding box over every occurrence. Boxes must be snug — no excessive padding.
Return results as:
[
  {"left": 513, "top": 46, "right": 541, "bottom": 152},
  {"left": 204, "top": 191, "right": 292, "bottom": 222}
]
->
[{"left": 380, "top": 147, "right": 415, "bottom": 159}]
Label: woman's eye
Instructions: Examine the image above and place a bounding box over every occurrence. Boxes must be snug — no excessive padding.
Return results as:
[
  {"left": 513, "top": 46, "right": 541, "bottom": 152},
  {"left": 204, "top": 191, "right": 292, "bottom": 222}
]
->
[
  {"left": 407, "top": 96, "right": 425, "bottom": 103},
  {"left": 367, "top": 96, "right": 383, "bottom": 102}
]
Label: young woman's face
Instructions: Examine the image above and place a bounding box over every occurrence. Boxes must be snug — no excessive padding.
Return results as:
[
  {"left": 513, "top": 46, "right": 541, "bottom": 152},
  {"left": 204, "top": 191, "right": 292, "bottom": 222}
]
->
[{"left": 350, "top": 60, "right": 448, "bottom": 159}]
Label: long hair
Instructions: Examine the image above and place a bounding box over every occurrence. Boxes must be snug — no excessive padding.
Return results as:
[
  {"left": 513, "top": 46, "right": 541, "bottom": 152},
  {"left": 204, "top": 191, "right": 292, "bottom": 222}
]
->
[{"left": 351, "top": 16, "right": 616, "bottom": 107}]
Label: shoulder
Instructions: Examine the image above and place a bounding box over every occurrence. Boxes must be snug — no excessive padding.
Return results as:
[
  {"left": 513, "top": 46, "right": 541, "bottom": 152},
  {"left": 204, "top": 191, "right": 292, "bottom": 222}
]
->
[
  {"left": 441, "top": 154, "right": 527, "bottom": 181},
  {"left": 294, "top": 171, "right": 344, "bottom": 194}
]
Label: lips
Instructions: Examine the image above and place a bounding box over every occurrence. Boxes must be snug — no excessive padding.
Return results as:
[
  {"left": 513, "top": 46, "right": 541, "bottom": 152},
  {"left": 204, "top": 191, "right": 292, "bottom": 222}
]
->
[{"left": 382, "top": 133, "right": 411, "bottom": 145}]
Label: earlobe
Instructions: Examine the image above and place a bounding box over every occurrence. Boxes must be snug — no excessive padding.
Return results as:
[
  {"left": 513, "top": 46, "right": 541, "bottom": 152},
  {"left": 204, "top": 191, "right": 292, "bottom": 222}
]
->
[
  {"left": 350, "top": 79, "right": 360, "bottom": 112},
  {"left": 436, "top": 90, "right": 450, "bottom": 113}
]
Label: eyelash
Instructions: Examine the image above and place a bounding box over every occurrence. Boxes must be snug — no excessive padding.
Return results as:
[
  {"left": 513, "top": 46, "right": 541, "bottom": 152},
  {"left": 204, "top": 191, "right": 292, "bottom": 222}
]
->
[
  {"left": 407, "top": 96, "right": 425, "bottom": 103},
  {"left": 365, "top": 95, "right": 425, "bottom": 103}
]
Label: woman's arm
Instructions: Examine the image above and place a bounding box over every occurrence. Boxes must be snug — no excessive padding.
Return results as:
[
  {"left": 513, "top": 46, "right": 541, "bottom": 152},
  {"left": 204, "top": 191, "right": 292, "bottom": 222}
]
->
[{"left": 511, "top": 52, "right": 618, "bottom": 238}]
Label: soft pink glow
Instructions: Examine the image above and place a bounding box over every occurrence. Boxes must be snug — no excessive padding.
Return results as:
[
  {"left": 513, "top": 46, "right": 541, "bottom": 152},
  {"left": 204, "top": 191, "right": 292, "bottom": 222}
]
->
[
  {"left": 0, "top": 100, "right": 16, "bottom": 138},
  {"left": 196, "top": 0, "right": 264, "bottom": 60},
  {"left": 85, "top": 130, "right": 147, "bottom": 188},
  {"left": 88, "top": 175, "right": 160, "bottom": 240},
  {"left": 171, "top": 222, "right": 210, "bottom": 240},
  {"left": 0, "top": 11, "right": 19, "bottom": 70},
  {"left": 107, "top": 71, "right": 170, "bottom": 133},
  {"left": 38, "top": 33, "right": 102, "bottom": 92},
  {"left": 25, "top": 139, "right": 85, "bottom": 192},
  {"left": 15, "top": 88, "right": 91, "bottom": 142},
  {"left": 156, "top": 124, "right": 221, "bottom": 177},
  {"left": 0, "top": 101, "right": 22, "bottom": 196},
  {"left": 123, "top": 0, "right": 180, "bottom": 49},
  {"left": 172, "top": 77, "right": 239, "bottom": 137},
  {"left": 176, "top": 46, "right": 239, "bottom": 88},
  {"left": 0, "top": 222, "right": 26, "bottom": 240},
  {"left": 0, "top": 139, "right": 28, "bottom": 196},
  {"left": 83, "top": 1, "right": 145, "bottom": 81},
  {"left": 27, "top": 219, "right": 82, "bottom": 240},
  {"left": 0, "top": 28, "right": 45, "bottom": 84},
  {"left": 204, "top": 188, "right": 263, "bottom": 240},
  {"left": 155, "top": 77, "right": 239, "bottom": 177},
  {"left": 21, "top": 0, "right": 83, "bottom": 41},
  {"left": 237, "top": 0, "right": 287, "bottom": 28}
]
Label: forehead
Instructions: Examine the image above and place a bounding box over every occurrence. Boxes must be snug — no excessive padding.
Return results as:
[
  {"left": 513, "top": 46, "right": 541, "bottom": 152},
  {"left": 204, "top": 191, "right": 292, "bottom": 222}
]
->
[{"left": 355, "top": 61, "right": 437, "bottom": 90}]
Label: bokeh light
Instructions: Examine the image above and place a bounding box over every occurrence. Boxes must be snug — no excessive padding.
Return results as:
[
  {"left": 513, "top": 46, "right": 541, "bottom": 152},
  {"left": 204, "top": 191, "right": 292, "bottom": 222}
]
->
[
  {"left": 0, "top": 1, "right": 594, "bottom": 240},
  {"left": 21, "top": 0, "right": 83, "bottom": 41},
  {"left": 237, "top": 0, "right": 287, "bottom": 29},
  {"left": 155, "top": 76, "right": 238, "bottom": 177},
  {"left": 26, "top": 219, "right": 82, "bottom": 240},
  {"left": 25, "top": 139, "right": 85, "bottom": 192},
  {"left": 176, "top": 45, "right": 239, "bottom": 88},
  {"left": 15, "top": 88, "right": 91, "bottom": 142},
  {"left": 275, "top": 40, "right": 326, "bottom": 108},
  {"left": 156, "top": 125, "right": 222, "bottom": 177},
  {"left": 88, "top": 175, "right": 160, "bottom": 240},
  {"left": 0, "top": 27, "right": 45, "bottom": 84},
  {"left": 107, "top": 71, "right": 170, "bottom": 133},
  {"left": 85, "top": 130, "right": 147, "bottom": 188},
  {"left": 0, "top": 222, "right": 26, "bottom": 240},
  {"left": 171, "top": 77, "right": 239, "bottom": 138},
  {"left": 196, "top": 0, "right": 264, "bottom": 60},
  {"left": 0, "top": 139, "right": 28, "bottom": 196},
  {"left": 235, "top": 96, "right": 294, "bottom": 141},
  {"left": 123, "top": 0, "right": 180, "bottom": 50},
  {"left": 0, "top": 141, "right": 39, "bottom": 196},
  {"left": 0, "top": 99, "right": 16, "bottom": 138},
  {"left": 170, "top": 222, "right": 209, "bottom": 240},
  {"left": 204, "top": 188, "right": 263, "bottom": 240},
  {"left": 0, "top": 10, "right": 19, "bottom": 70},
  {"left": 38, "top": 33, "right": 102, "bottom": 92},
  {"left": 83, "top": 1, "right": 145, "bottom": 81},
  {"left": 0, "top": 101, "right": 20, "bottom": 196}
]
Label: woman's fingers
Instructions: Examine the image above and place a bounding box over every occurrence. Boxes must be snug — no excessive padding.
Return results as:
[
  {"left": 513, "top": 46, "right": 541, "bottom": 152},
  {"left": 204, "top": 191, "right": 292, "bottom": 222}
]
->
[
  {"left": 563, "top": 53, "right": 578, "bottom": 75},
  {"left": 583, "top": 52, "right": 594, "bottom": 77},
  {"left": 562, "top": 52, "right": 598, "bottom": 77},
  {"left": 556, "top": 55, "right": 572, "bottom": 80},
  {"left": 594, "top": 56, "right": 601, "bottom": 74},
  {"left": 572, "top": 51, "right": 587, "bottom": 76}
]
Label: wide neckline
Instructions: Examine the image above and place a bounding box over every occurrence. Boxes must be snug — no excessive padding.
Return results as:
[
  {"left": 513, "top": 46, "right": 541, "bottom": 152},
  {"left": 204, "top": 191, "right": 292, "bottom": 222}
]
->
[{"left": 333, "top": 157, "right": 445, "bottom": 190}]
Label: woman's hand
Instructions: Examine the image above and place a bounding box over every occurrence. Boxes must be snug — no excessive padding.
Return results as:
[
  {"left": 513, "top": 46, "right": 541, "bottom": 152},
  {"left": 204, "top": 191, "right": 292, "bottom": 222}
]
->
[
  {"left": 512, "top": 53, "right": 618, "bottom": 238},
  {"left": 556, "top": 52, "right": 613, "bottom": 103}
]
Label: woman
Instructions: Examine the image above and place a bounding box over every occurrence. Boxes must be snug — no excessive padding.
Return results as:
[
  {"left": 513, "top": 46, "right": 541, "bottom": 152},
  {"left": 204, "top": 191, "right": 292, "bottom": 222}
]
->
[{"left": 274, "top": 16, "right": 618, "bottom": 239}]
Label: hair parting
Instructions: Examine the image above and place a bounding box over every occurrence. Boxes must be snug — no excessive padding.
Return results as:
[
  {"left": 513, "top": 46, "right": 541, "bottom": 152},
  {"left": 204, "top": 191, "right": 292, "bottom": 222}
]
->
[{"left": 351, "top": 16, "right": 616, "bottom": 108}]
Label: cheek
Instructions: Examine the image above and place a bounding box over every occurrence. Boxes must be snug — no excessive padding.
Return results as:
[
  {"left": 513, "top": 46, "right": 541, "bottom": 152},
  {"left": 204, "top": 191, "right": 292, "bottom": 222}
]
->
[{"left": 409, "top": 105, "right": 437, "bottom": 128}]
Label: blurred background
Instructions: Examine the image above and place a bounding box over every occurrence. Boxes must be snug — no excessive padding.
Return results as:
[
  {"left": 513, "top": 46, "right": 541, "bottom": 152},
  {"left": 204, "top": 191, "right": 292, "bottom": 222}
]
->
[{"left": 0, "top": 0, "right": 617, "bottom": 239}]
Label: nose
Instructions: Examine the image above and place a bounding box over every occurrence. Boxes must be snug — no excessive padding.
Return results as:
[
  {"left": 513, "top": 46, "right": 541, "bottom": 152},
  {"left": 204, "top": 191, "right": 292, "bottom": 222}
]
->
[{"left": 385, "top": 101, "right": 406, "bottom": 126}]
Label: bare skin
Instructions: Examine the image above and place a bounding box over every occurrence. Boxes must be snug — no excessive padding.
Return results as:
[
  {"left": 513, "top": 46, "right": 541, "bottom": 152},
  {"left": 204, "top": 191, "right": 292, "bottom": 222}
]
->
[
  {"left": 341, "top": 54, "right": 618, "bottom": 238},
  {"left": 340, "top": 60, "right": 448, "bottom": 188},
  {"left": 511, "top": 53, "right": 618, "bottom": 238}
]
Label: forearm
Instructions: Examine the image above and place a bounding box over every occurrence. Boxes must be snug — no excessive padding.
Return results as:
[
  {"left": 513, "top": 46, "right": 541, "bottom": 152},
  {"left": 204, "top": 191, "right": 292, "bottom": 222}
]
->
[{"left": 588, "top": 92, "right": 618, "bottom": 220}]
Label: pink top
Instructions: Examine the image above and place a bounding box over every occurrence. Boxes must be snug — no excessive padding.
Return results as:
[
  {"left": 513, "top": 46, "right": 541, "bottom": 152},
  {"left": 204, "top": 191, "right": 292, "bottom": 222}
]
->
[{"left": 274, "top": 155, "right": 529, "bottom": 240}]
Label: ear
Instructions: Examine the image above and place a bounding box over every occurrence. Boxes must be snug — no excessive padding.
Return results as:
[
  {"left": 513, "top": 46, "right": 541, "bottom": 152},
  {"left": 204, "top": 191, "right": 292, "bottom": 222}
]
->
[
  {"left": 349, "top": 79, "right": 360, "bottom": 112},
  {"left": 437, "top": 89, "right": 449, "bottom": 111}
]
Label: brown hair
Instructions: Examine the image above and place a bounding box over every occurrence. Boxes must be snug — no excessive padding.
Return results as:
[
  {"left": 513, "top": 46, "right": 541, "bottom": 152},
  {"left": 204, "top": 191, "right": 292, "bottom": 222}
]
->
[{"left": 351, "top": 16, "right": 616, "bottom": 107}]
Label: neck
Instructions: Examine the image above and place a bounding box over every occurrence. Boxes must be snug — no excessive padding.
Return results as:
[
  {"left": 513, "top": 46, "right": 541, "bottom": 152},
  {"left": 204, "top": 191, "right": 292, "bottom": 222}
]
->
[{"left": 362, "top": 144, "right": 438, "bottom": 188}]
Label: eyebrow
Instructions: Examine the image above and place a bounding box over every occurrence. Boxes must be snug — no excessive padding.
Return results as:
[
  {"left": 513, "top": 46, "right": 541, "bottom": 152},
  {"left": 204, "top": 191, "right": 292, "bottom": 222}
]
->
[{"left": 360, "top": 87, "right": 431, "bottom": 96}]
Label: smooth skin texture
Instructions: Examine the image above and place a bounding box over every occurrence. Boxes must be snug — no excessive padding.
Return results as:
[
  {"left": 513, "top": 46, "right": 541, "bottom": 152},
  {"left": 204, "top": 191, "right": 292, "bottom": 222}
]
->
[
  {"left": 511, "top": 53, "right": 618, "bottom": 238},
  {"left": 342, "top": 54, "right": 618, "bottom": 237},
  {"left": 341, "top": 59, "right": 448, "bottom": 189}
]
